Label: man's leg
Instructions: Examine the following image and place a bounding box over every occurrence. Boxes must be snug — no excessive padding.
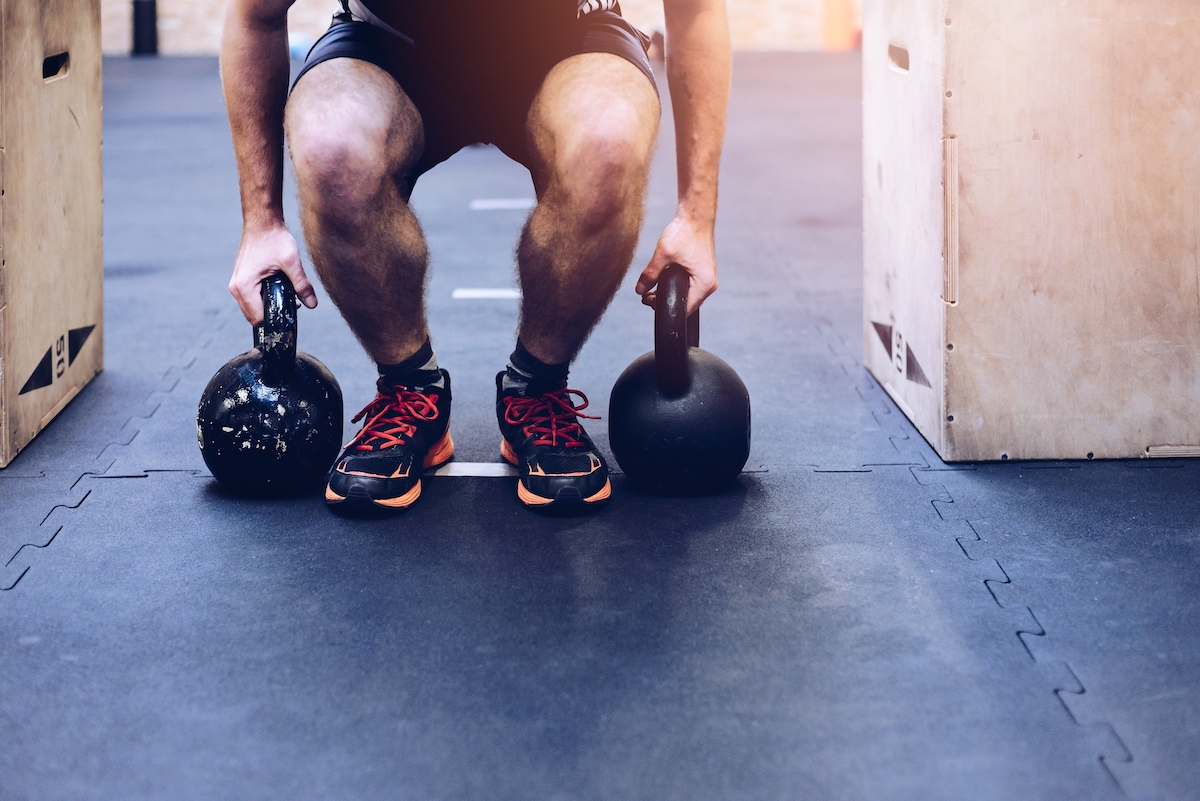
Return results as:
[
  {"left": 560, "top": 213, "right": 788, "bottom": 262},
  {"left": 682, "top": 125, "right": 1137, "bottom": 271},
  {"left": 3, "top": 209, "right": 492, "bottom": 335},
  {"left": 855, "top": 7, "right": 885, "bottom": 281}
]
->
[
  {"left": 496, "top": 53, "right": 659, "bottom": 512},
  {"left": 285, "top": 58, "right": 429, "bottom": 365},
  {"left": 287, "top": 59, "right": 452, "bottom": 514},
  {"left": 518, "top": 52, "right": 661, "bottom": 365}
]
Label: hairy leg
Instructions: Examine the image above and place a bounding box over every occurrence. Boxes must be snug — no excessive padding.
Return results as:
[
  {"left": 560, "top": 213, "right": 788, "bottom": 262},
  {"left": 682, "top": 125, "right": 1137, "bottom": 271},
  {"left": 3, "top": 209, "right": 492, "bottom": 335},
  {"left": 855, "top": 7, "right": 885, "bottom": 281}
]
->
[
  {"left": 285, "top": 59, "right": 430, "bottom": 365},
  {"left": 518, "top": 53, "right": 661, "bottom": 365}
]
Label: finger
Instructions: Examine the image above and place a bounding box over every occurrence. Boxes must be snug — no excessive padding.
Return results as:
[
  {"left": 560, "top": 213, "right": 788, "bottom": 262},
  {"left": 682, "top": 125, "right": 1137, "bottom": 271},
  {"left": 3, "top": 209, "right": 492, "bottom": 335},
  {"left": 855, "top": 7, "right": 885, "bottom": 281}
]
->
[
  {"left": 641, "top": 291, "right": 656, "bottom": 308},
  {"left": 230, "top": 276, "right": 265, "bottom": 325},
  {"left": 280, "top": 254, "right": 318, "bottom": 310},
  {"left": 244, "top": 276, "right": 266, "bottom": 325}
]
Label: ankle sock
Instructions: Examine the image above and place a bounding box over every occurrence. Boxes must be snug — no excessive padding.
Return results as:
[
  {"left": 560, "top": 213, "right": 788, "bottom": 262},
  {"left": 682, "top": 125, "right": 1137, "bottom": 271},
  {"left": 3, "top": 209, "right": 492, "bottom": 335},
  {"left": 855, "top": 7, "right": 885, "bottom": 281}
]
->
[
  {"left": 503, "top": 340, "right": 569, "bottom": 395},
  {"left": 378, "top": 339, "right": 444, "bottom": 390}
]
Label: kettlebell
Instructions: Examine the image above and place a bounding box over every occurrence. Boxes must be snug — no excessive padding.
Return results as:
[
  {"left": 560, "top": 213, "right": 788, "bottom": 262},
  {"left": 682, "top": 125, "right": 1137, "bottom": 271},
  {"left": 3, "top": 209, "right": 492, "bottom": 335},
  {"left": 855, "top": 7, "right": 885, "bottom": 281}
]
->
[
  {"left": 197, "top": 274, "right": 343, "bottom": 496},
  {"left": 608, "top": 264, "right": 751, "bottom": 494}
]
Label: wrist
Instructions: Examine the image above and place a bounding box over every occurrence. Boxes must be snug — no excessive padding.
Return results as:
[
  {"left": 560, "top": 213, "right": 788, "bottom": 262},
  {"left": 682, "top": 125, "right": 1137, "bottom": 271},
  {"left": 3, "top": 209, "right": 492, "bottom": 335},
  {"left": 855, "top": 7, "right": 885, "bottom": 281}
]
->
[
  {"left": 242, "top": 211, "right": 287, "bottom": 236},
  {"left": 674, "top": 200, "right": 717, "bottom": 232}
]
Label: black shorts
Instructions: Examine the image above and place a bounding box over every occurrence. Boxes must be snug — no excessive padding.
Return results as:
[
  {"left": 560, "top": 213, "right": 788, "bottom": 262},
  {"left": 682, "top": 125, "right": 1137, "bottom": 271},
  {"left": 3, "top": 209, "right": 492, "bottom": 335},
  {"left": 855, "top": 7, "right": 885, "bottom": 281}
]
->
[{"left": 292, "top": 9, "right": 658, "bottom": 179}]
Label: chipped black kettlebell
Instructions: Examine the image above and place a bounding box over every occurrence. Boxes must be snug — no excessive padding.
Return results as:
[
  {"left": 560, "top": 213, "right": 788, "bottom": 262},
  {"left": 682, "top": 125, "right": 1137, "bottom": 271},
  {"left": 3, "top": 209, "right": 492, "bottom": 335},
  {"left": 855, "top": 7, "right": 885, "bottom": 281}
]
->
[
  {"left": 608, "top": 264, "right": 751, "bottom": 495},
  {"left": 197, "top": 274, "right": 343, "bottom": 496}
]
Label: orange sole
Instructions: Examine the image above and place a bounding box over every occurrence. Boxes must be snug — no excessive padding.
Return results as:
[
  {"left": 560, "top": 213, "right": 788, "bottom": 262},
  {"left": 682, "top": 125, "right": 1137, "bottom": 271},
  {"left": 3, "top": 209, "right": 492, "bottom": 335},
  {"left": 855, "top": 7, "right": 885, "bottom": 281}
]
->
[
  {"left": 502, "top": 437, "right": 610, "bottom": 508},
  {"left": 500, "top": 437, "right": 518, "bottom": 466},
  {"left": 516, "top": 481, "right": 555, "bottom": 507},
  {"left": 326, "top": 429, "right": 455, "bottom": 511},
  {"left": 584, "top": 480, "right": 612, "bottom": 504},
  {"left": 423, "top": 430, "right": 456, "bottom": 469},
  {"left": 324, "top": 479, "right": 423, "bottom": 509},
  {"left": 373, "top": 480, "right": 423, "bottom": 509}
]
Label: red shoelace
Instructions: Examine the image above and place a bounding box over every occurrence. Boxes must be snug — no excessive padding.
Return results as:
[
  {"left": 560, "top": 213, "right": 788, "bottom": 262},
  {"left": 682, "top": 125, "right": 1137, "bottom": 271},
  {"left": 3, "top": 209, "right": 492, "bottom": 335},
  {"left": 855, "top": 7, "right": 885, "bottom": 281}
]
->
[
  {"left": 349, "top": 383, "right": 440, "bottom": 451},
  {"left": 504, "top": 388, "right": 599, "bottom": 448}
]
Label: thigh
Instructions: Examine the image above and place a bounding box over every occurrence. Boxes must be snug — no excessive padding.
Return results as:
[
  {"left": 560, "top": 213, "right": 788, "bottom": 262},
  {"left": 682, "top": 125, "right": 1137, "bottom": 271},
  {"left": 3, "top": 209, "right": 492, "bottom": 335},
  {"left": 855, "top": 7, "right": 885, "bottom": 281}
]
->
[
  {"left": 287, "top": 56, "right": 424, "bottom": 190},
  {"left": 523, "top": 51, "right": 661, "bottom": 191},
  {"left": 472, "top": 10, "right": 659, "bottom": 179},
  {"left": 289, "top": 20, "right": 475, "bottom": 185}
]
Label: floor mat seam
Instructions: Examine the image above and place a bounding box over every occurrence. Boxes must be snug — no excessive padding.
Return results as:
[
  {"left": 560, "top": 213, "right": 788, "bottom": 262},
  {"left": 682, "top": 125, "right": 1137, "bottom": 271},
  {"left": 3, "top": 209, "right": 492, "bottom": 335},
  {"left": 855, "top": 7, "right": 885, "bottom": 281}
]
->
[
  {"left": 0, "top": 309, "right": 230, "bottom": 594},
  {"left": 806, "top": 298, "right": 1134, "bottom": 794},
  {"left": 913, "top": 468, "right": 1136, "bottom": 794}
]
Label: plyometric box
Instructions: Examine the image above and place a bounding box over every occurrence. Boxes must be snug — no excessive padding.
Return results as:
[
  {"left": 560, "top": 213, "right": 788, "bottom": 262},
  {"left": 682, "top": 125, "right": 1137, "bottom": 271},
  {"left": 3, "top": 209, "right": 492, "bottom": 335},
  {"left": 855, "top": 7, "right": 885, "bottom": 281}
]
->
[
  {"left": 0, "top": 0, "right": 104, "bottom": 467},
  {"left": 863, "top": 1, "right": 1200, "bottom": 461}
]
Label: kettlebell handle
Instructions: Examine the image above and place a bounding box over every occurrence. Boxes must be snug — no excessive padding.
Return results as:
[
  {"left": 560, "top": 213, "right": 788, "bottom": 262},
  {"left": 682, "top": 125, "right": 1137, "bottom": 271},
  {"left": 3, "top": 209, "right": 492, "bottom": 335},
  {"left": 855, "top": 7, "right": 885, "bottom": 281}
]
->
[
  {"left": 654, "top": 264, "right": 699, "bottom": 396},
  {"left": 254, "top": 273, "right": 298, "bottom": 383}
]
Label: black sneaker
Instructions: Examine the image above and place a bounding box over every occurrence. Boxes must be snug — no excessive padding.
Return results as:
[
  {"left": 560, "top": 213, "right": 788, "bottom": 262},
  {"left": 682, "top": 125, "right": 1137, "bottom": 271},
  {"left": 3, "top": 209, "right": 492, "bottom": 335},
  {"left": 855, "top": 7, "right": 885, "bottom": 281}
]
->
[
  {"left": 325, "top": 370, "right": 454, "bottom": 513},
  {"left": 496, "top": 372, "right": 611, "bottom": 510}
]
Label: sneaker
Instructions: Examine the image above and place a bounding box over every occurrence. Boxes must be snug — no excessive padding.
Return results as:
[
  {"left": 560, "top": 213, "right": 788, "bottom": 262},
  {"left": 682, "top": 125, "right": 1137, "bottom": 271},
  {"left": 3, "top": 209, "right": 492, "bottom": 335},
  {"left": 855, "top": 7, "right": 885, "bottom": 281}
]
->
[
  {"left": 325, "top": 370, "right": 454, "bottom": 512},
  {"left": 496, "top": 372, "right": 612, "bottom": 510}
]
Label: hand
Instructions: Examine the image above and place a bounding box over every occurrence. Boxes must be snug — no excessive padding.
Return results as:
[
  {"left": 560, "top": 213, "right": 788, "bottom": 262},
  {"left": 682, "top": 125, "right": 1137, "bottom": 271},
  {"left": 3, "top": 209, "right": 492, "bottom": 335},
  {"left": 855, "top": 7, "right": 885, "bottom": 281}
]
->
[
  {"left": 635, "top": 213, "right": 718, "bottom": 313},
  {"left": 228, "top": 224, "right": 318, "bottom": 324}
]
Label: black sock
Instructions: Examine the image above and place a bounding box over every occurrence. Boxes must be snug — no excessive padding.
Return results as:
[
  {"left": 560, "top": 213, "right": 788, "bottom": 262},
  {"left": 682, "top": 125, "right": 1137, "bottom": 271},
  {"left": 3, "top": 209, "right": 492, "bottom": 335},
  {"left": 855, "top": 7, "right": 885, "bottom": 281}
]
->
[
  {"left": 377, "top": 339, "right": 444, "bottom": 389},
  {"left": 503, "top": 340, "right": 569, "bottom": 395}
]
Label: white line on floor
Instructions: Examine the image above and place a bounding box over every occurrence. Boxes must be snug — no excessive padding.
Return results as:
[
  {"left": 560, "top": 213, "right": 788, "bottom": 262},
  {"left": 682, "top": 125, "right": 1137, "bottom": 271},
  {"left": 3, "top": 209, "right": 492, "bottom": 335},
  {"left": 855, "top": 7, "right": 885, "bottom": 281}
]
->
[
  {"left": 451, "top": 288, "right": 521, "bottom": 299},
  {"left": 430, "top": 462, "right": 518, "bottom": 477},
  {"left": 469, "top": 198, "right": 536, "bottom": 211}
]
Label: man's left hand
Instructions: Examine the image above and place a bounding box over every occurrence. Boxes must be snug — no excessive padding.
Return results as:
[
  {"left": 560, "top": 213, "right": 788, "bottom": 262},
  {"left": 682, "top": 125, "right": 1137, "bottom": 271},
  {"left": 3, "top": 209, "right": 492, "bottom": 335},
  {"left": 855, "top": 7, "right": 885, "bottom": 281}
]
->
[{"left": 636, "top": 213, "right": 718, "bottom": 313}]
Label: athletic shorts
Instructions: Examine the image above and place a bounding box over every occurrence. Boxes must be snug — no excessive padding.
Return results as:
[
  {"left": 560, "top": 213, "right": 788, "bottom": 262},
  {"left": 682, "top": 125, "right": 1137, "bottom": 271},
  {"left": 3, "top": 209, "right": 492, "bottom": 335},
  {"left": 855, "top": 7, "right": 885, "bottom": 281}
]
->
[{"left": 292, "top": 8, "right": 658, "bottom": 179}]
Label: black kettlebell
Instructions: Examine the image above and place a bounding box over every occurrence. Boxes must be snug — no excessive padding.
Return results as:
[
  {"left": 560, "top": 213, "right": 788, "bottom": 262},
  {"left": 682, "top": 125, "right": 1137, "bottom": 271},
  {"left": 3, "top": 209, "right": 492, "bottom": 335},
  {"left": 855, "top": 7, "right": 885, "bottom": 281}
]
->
[
  {"left": 608, "top": 264, "right": 751, "bottom": 494},
  {"left": 197, "top": 274, "right": 343, "bottom": 496}
]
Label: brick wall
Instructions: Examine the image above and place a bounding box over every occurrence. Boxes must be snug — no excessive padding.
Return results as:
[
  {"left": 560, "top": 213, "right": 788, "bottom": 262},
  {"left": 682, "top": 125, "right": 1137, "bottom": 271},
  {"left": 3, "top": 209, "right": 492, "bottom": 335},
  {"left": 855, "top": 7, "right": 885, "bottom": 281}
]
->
[
  {"left": 102, "top": 0, "right": 340, "bottom": 55},
  {"left": 101, "top": 0, "right": 861, "bottom": 55}
]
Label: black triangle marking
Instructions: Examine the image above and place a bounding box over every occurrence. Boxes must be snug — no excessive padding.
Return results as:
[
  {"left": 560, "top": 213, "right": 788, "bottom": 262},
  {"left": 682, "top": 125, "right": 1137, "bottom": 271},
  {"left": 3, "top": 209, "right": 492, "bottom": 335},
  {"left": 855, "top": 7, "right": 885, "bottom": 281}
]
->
[
  {"left": 906, "top": 344, "right": 932, "bottom": 387},
  {"left": 68, "top": 325, "right": 95, "bottom": 366},
  {"left": 19, "top": 348, "right": 54, "bottom": 395},
  {"left": 871, "top": 321, "right": 893, "bottom": 354}
]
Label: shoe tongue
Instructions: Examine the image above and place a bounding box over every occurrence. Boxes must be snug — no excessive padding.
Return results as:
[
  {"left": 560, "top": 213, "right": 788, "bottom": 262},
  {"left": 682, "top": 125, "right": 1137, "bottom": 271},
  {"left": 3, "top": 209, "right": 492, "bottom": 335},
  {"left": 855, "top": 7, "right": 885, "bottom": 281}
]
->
[
  {"left": 522, "top": 379, "right": 567, "bottom": 398},
  {"left": 501, "top": 364, "right": 567, "bottom": 398},
  {"left": 382, "top": 369, "right": 444, "bottom": 394}
]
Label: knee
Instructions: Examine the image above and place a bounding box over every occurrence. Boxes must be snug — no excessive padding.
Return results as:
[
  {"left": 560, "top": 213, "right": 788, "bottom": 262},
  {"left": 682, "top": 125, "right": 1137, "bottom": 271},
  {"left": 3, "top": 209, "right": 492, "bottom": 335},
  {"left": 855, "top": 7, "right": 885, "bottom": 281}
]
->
[
  {"left": 288, "top": 114, "right": 387, "bottom": 204},
  {"left": 549, "top": 109, "right": 652, "bottom": 226},
  {"left": 287, "top": 108, "right": 409, "bottom": 226}
]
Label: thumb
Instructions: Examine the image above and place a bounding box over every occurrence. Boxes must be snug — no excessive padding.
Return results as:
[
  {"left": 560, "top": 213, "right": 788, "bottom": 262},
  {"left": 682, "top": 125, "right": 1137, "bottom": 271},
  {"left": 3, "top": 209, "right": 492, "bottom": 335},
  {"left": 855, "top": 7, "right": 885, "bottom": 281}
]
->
[{"left": 636, "top": 249, "right": 672, "bottom": 297}]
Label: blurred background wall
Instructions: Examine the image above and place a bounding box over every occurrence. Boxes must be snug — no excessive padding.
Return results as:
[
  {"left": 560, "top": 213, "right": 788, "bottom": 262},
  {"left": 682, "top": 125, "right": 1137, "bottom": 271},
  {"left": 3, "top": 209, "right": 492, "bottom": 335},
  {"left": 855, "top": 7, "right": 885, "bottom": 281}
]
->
[{"left": 101, "top": 0, "right": 862, "bottom": 55}]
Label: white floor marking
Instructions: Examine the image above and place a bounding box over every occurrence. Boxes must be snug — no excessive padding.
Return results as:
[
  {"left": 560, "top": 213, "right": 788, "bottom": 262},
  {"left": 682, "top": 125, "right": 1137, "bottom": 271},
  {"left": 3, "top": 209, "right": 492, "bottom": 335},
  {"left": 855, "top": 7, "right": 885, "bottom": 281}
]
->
[
  {"left": 469, "top": 198, "right": 536, "bottom": 211},
  {"left": 451, "top": 288, "right": 522, "bottom": 299},
  {"left": 430, "top": 462, "right": 519, "bottom": 477}
]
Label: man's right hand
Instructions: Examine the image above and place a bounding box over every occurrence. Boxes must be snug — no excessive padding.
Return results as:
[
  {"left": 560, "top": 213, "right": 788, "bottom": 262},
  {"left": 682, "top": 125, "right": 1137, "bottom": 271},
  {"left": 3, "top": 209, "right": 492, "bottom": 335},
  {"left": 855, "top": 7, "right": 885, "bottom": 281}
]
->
[
  {"left": 229, "top": 224, "right": 318, "bottom": 324},
  {"left": 223, "top": 0, "right": 306, "bottom": 324}
]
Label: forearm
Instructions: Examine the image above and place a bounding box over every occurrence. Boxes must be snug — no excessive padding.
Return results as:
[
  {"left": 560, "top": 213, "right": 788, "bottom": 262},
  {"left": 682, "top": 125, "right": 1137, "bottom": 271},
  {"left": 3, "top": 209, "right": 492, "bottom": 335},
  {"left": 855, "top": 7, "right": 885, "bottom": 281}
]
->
[
  {"left": 221, "top": 0, "right": 293, "bottom": 232},
  {"left": 663, "top": 0, "right": 731, "bottom": 227}
]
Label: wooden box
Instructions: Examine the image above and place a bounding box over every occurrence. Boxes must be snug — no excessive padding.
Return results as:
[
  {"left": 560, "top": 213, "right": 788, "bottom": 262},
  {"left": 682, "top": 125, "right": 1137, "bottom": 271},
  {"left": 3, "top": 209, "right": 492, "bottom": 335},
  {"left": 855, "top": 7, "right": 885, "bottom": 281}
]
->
[
  {"left": 863, "top": 0, "right": 1200, "bottom": 461},
  {"left": 0, "top": 0, "right": 104, "bottom": 467}
]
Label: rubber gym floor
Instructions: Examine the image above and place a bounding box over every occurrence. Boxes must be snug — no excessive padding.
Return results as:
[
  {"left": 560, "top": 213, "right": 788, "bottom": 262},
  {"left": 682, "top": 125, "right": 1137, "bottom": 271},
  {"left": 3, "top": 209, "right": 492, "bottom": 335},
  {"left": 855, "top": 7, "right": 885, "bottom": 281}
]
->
[{"left": 2, "top": 53, "right": 1198, "bottom": 801}]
